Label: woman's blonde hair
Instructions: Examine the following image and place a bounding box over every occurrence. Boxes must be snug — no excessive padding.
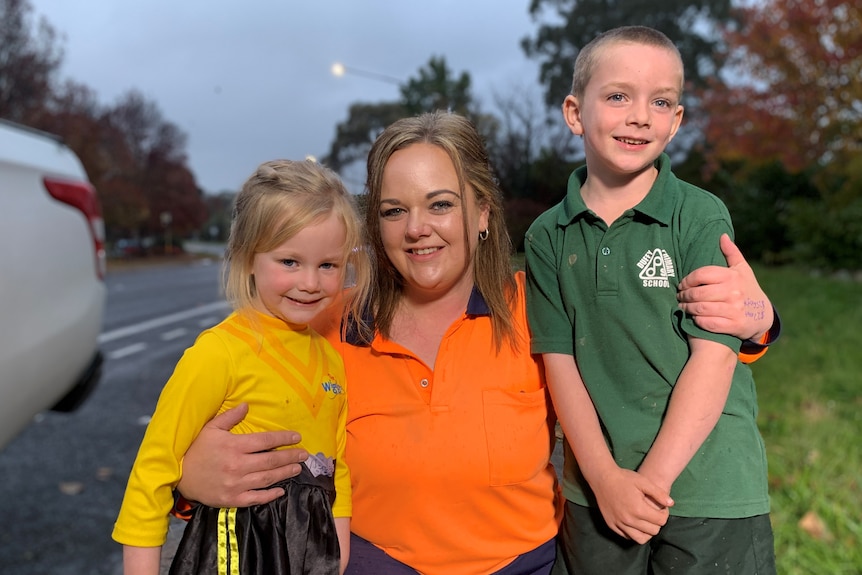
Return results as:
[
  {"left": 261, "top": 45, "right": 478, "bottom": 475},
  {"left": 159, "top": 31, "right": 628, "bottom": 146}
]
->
[
  {"left": 365, "top": 111, "right": 518, "bottom": 351},
  {"left": 224, "top": 159, "right": 371, "bottom": 332}
]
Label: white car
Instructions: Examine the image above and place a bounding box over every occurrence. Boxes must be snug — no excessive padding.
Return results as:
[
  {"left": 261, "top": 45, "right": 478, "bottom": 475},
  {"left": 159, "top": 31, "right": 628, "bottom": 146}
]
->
[{"left": 0, "top": 119, "right": 106, "bottom": 450}]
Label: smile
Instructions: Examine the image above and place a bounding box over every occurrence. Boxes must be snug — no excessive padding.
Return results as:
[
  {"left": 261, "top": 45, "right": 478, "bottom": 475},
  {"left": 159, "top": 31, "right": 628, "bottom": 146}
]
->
[
  {"left": 411, "top": 247, "right": 439, "bottom": 255},
  {"left": 616, "top": 137, "right": 648, "bottom": 145},
  {"left": 287, "top": 297, "right": 320, "bottom": 305}
]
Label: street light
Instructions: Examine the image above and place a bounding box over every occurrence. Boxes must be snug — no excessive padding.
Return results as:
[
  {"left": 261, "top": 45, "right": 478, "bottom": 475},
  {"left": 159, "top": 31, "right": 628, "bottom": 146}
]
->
[{"left": 330, "top": 62, "right": 402, "bottom": 85}]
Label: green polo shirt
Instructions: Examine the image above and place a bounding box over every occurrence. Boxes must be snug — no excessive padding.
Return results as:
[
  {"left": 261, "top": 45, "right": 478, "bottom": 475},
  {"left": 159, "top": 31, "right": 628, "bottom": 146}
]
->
[{"left": 525, "top": 154, "right": 769, "bottom": 518}]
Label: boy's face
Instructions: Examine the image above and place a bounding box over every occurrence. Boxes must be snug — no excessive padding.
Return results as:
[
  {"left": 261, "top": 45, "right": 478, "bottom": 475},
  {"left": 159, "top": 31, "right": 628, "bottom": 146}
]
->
[{"left": 563, "top": 42, "right": 684, "bottom": 179}]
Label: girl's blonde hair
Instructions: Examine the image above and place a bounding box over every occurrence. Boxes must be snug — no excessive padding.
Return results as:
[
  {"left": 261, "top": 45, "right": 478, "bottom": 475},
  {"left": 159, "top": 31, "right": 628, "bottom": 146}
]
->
[{"left": 224, "top": 159, "right": 371, "bottom": 332}]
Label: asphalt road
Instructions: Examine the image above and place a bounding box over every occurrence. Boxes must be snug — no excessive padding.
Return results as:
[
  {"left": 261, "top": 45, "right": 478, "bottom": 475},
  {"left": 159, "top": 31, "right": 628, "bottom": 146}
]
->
[
  {"left": 0, "top": 256, "right": 226, "bottom": 575},
  {"left": 0, "top": 254, "right": 565, "bottom": 574}
]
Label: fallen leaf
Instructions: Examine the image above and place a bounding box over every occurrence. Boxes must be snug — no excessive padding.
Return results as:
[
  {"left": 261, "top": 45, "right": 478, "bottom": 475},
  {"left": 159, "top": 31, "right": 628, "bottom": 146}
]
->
[
  {"left": 58, "top": 481, "right": 85, "bottom": 495},
  {"left": 798, "top": 510, "right": 833, "bottom": 541},
  {"left": 96, "top": 467, "right": 113, "bottom": 481}
]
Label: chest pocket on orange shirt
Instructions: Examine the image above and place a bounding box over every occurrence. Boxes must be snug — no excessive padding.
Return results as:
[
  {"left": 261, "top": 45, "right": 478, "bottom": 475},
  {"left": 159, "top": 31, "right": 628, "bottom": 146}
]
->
[{"left": 482, "top": 387, "right": 551, "bottom": 486}]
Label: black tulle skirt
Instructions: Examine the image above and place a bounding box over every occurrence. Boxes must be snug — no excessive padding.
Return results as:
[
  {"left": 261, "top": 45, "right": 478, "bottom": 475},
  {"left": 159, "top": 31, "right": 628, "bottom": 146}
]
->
[{"left": 169, "top": 463, "right": 339, "bottom": 575}]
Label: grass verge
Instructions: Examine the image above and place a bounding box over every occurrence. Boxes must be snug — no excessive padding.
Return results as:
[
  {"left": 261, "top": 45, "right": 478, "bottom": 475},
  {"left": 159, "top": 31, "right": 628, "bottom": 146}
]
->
[{"left": 750, "top": 266, "right": 861, "bottom": 574}]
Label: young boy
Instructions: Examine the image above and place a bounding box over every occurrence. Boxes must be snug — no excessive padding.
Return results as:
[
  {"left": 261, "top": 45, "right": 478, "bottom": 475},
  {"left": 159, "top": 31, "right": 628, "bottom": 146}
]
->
[{"left": 524, "top": 26, "right": 777, "bottom": 574}]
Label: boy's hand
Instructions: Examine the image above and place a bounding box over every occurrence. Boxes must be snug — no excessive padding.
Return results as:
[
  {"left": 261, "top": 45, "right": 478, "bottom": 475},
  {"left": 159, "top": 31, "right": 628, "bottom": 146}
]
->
[{"left": 591, "top": 466, "right": 673, "bottom": 544}]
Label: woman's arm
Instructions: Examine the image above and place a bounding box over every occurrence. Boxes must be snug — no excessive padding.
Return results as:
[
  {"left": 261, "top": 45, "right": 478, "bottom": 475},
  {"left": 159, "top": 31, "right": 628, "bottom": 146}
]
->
[
  {"left": 177, "top": 403, "right": 307, "bottom": 508},
  {"left": 677, "top": 234, "right": 775, "bottom": 342}
]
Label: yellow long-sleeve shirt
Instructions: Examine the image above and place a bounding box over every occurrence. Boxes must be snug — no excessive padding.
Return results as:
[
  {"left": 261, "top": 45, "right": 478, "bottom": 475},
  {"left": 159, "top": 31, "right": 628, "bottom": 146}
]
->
[{"left": 112, "top": 310, "right": 350, "bottom": 547}]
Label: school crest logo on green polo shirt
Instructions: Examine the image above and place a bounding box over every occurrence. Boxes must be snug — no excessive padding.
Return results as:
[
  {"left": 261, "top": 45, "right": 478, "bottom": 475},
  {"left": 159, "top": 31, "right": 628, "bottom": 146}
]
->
[{"left": 637, "top": 248, "right": 676, "bottom": 288}]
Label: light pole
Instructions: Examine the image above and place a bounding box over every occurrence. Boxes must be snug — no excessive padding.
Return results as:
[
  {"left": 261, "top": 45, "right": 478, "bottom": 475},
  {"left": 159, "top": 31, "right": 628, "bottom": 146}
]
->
[{"left": 330, "top": 62, "right": 402, "bottom": 86}]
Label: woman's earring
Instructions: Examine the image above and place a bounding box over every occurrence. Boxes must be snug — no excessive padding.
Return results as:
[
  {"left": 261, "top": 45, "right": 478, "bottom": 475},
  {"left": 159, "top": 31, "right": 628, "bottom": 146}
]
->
[{"left": 479, "top": 229, "right": 489, "bottom": 241}]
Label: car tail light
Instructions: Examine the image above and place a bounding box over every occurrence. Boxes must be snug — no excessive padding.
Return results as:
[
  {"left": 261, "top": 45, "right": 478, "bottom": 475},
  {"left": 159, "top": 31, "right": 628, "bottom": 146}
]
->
[{"left": 43, "top": 177, "right": 106, "bottom": 280}]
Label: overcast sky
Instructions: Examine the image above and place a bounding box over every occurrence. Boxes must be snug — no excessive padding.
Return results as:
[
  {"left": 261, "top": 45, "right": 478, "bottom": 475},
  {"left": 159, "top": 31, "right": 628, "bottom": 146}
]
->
[{"left": 29, "top": 1, "right": 547, "bottom": 194}]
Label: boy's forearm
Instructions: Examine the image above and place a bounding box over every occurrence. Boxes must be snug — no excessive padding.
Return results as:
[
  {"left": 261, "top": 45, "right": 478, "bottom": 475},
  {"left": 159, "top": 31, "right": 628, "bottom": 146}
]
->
[
  {"left": 638, "top": 339, "right": 736, "bottom": 491},
  {"left": 542, "top": 353, "right": 617, "bottom": 482}
]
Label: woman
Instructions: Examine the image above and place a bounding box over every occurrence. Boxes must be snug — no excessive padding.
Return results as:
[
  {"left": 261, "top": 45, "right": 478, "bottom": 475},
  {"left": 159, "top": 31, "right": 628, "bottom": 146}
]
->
[{"left": 176, "top": 111, "right": 778, "bottom": 574}]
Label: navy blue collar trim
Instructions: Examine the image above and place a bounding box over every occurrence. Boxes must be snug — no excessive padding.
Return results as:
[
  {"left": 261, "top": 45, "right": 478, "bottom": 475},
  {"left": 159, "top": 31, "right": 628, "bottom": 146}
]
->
[
  {"left": 344, "top": 285, "right": 490, "bottom": 346},
  {"left": 466, "top": 285, "right": 491, "bottom": 316}
]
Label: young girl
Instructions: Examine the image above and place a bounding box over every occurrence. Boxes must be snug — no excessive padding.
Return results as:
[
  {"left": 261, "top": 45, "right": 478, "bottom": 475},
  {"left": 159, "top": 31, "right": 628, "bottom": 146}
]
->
[{"left": 112, "top": 159, "right": 371, "bottom": 575}]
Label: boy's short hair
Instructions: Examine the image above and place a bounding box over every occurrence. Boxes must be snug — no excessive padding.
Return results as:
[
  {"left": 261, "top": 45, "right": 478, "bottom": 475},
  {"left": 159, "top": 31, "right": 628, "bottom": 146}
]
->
[{"left": 570, "top": 25, "right": 684, "bottom": 98}]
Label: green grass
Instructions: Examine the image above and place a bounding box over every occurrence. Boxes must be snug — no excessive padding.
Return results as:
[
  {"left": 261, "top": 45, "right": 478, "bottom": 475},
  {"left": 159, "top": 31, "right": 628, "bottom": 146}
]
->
[
  {"left": 748, "top": 266, "right": 862, "bottom": 574},
  {"left": 515, "top": 255, "right": 862, "bottom": 572}
]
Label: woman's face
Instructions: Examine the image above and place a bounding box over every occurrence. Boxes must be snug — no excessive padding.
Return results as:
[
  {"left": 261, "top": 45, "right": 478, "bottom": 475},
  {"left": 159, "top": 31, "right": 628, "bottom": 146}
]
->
[{"left": 378, "top": 142, "right": 489, "bottom": 300}]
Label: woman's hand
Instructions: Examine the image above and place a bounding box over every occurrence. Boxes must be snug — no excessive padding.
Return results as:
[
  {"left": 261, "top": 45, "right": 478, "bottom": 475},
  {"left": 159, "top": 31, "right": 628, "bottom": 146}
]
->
[
  {"left": 677, "top": 234, "right": 774, "bottom": 341},
  {"left": 178, "top": 403, "right": 308, "bottom": 508}
]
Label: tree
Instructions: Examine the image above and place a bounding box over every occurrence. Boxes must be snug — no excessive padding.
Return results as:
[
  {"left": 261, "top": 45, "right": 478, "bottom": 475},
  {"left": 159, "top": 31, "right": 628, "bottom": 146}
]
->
[
  {"left": 698, "top": 0, "right": 862, "bottom": 269},
  {"left": 0, "top": 0, "right": 63, "bottom": 124},
  {"left": 35, "top": 81, "right": 147, "bottom": 240},
  {"left": 104, "top": 91, "right": 205, "bottom": 240},
  {"left": 323, "top": 56, "right": 478, "bottom": 175},
  {"left": 323, "top": 101, "right": 404, "bottom": 173},
  {"left": 484, "top": 86, "right": 580, "bottom": 250},
  {"left": 699, "top": 0, "right": 861, "bottom": 174},
  {"left": 0, "top": 0, "right": 206, "bottom": 247},
  {"left": 401, "top": 56, "right": 474, "bottom": 116},
  {"left": 521, "top": 0, "right": 734, "bottom": 109}
]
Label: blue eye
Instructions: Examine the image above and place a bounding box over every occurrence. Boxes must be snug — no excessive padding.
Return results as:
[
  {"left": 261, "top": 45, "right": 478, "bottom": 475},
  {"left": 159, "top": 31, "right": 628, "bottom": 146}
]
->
[
  {"left": 430, "top": 200, "right": 455, "bottom": 213},
  {"left": 280, "top": 259, "right": 297, "bottom": 267}
]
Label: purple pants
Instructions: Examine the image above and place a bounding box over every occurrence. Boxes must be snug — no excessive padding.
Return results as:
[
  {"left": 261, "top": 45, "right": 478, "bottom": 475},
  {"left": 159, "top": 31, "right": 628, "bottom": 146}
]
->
[{"left": 345, "top": 533, "right": 555, "bottom": 575}]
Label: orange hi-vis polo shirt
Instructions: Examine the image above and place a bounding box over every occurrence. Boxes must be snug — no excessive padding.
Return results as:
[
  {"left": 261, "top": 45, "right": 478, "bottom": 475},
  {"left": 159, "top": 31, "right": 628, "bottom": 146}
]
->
[{"left": 321, "top": 272, "right": 560, "bottom": 575}]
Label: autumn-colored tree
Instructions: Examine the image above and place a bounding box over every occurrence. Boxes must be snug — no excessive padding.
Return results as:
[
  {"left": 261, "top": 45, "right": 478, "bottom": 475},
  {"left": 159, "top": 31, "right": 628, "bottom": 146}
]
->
[
  {"left": 101, "top": 90, "right": 206, "bottom": 241},
  {"left": 34, "top": 81, "right": 146, "bottom": 239},
  {"left": 142, "top": 146, "right": 206, "bottom": 241},
  {"left": 698, "top": 0, "right": 862, "bottom": 268},
  {"left": 700, "top": 0, "right": 861, "bottom": 175}
]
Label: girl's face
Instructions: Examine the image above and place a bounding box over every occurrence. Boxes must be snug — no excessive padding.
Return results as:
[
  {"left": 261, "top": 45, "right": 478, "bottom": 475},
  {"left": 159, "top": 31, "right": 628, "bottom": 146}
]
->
[
  {"left": 564, "top": 42, "right": 684, "bottom": 182},
  {"left": 378, "top": 142, "right": 489, "bottom": 300},
  {"left": 251, "top": 210, "right": 346, "bottom": 327}
]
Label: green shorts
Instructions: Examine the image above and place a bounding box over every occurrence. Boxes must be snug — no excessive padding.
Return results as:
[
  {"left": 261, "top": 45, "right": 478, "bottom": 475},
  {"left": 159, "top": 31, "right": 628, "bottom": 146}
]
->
[{"left": 552, "top": 501, "right": 776, "bottom": 575}]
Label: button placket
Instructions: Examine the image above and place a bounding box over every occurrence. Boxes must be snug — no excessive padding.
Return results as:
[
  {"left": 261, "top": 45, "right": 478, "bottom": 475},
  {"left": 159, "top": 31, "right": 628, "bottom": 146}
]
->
[{"left": 596, "top": 229, "right": 618, "bottom": 294}]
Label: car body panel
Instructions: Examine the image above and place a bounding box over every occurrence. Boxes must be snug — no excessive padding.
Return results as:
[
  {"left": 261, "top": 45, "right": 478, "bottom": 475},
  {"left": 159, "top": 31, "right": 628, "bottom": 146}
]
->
[{"left": 0, "top": 120, "right": 106, "bottom": 449}]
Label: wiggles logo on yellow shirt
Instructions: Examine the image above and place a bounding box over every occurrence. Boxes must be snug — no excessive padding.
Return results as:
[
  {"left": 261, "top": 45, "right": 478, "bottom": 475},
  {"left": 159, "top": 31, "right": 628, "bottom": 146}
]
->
[{"left": 321, "top": 374, "right": 344, "bottom": 398}]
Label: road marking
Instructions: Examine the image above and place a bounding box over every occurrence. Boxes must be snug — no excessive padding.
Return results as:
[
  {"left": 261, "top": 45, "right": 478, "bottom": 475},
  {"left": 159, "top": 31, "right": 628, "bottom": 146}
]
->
[
  {"left": 160, "top": 328, "right": 188, "bottom": 341},
  {"left": 99, "top": 301, "right": 230, "bottom": 343},
  {"left": 108, "top": 342, "right": 148, "bottom": 359},
  {"left": 198, "top": 316, "right": 220, "bottom": 329}
]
